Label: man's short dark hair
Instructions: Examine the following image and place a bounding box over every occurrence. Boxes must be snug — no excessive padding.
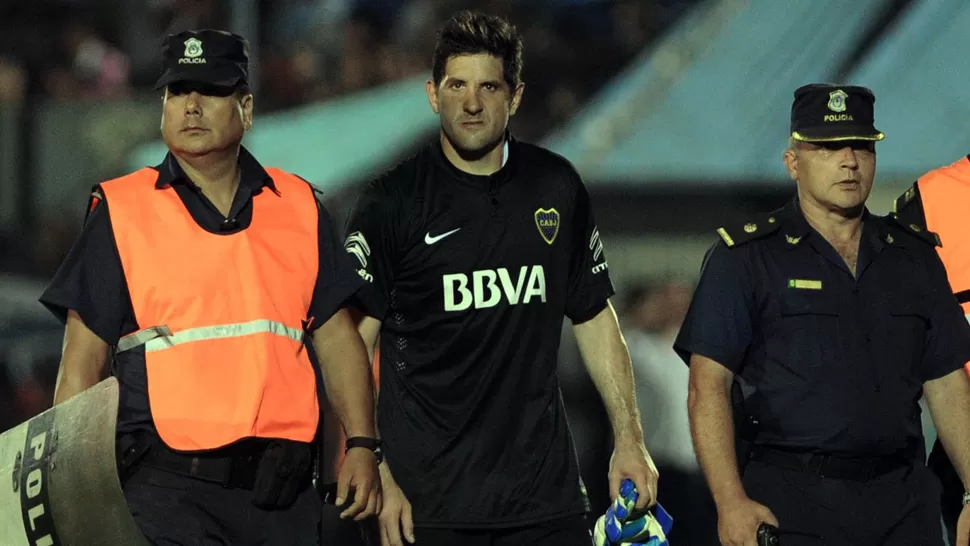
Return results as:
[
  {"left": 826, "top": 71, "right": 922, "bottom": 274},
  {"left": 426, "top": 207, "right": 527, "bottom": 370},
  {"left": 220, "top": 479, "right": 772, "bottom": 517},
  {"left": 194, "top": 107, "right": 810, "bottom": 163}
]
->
[
  {"left": 431, "top": 10, "right": 524, "bottom": 90},
  {"left": 234, "top": 83, "right": 251, "bottom": 101}
]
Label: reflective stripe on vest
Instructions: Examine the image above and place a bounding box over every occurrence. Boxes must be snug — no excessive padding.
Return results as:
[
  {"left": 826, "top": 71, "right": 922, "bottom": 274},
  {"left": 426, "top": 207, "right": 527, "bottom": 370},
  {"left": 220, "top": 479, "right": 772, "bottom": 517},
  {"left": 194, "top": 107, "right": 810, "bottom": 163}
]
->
[
  {"left": 918, "top": 156, "right": 970, "bottom": 316},
  {"left": 100, "top": 166, "right": 320, "bottom": 451},
  {"left": 118, "top": 319, "right": 304, "bottom": 353}
]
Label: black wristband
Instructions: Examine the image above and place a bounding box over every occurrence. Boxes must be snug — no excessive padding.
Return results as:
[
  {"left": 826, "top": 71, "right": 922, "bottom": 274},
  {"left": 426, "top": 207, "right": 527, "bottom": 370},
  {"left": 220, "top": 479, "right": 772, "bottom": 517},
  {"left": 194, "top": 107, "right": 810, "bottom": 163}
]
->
[{"left": 345, "top": 437, "right": 383, "bottom": 464}]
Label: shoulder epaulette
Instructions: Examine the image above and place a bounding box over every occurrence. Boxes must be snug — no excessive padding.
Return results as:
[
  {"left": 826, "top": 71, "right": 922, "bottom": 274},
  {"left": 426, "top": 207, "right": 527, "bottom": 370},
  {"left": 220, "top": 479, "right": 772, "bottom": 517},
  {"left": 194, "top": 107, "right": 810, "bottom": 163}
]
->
[
  {"left": 716, "top": 212, "right": 781, "bottom": 248},
  {"left": 893, "top": 181, "right": 920, "bottom": 215},
  {"left": 886, "top": 212, "right": 941, "bottom": 247}
]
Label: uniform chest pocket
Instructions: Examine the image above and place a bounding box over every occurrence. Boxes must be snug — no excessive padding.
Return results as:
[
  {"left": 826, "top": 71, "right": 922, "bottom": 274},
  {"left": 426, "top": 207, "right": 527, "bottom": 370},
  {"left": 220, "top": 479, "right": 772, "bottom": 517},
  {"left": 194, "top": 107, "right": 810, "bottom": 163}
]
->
[
  {"left": 886, "top": 299, "right": 931, "bottom": 365},
  {"left": 888, "top": 300, "right": 931, "bottom": 327},
  {"left": 777, "top": 293, "right": 841, "bottom": 366}
]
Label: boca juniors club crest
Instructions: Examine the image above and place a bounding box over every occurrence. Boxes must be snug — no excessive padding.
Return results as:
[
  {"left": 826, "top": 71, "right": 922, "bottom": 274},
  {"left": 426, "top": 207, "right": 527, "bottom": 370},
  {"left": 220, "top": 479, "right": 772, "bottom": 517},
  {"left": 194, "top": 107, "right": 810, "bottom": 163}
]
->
[{"left": 534, "top": 208, "right": 560, "bottom": 244}]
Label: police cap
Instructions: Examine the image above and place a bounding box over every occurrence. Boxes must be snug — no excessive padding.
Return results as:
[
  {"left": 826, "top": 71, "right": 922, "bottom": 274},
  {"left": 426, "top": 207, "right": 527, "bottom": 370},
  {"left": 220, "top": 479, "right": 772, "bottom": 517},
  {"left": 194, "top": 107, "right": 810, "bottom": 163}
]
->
[
  {"left": 154, "top": 29, "right": 249, "bottom": 90},
  {"left": 790, "top": 83, "right": 884, "bottom": 142}
]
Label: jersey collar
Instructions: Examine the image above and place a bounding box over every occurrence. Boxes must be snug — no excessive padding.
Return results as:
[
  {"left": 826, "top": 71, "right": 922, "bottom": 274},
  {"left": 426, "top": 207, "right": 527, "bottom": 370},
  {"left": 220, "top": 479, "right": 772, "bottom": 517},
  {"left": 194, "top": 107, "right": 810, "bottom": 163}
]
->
[{"left": 433, "top": 131, "right": 518, "bottom": 192}]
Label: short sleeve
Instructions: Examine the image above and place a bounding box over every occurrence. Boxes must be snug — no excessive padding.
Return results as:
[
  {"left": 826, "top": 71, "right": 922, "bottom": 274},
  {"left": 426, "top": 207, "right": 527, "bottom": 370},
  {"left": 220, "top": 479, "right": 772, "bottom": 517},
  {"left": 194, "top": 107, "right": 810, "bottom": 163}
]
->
[
  {"left": 38, "top": 188, "right": 132, "bottom": 345},
  {"left": 342, "top": 179, "right": 399, "bottom": 321},
  {"left": 920, "top": 250, "right": 970, "bottom": 381},
  {"left": 673, "top": 241, "right": 755, "bottom": 371},
  {"left": 306, "top": 193, "right": 368, "bottom": 332},
  {"left": 565, "top": 176, "right": 616, "bottom": 323}
]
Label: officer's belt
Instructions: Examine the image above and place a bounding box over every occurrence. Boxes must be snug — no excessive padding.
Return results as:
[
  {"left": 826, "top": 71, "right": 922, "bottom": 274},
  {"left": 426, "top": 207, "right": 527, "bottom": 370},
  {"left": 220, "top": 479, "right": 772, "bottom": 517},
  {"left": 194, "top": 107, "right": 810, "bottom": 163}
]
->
[
  {"left": 140, "top": 438, "right": 271, "bottom": 489},
  {"left": 750, "top": 445, "right": 909, "bottom": 482}
]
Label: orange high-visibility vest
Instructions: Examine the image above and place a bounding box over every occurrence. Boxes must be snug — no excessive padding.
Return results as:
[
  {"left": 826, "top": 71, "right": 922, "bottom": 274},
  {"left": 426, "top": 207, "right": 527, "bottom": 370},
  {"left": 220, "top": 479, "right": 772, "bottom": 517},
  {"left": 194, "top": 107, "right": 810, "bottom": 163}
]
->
[
  {"left": 898, "top": 156, "right": 970, "bottom": 375},
  {"left": 906, "top": 157, "right": 970, "bottom": 314},
  {"left": 101, "top": 166, "right": 320, "bottom": 451}
]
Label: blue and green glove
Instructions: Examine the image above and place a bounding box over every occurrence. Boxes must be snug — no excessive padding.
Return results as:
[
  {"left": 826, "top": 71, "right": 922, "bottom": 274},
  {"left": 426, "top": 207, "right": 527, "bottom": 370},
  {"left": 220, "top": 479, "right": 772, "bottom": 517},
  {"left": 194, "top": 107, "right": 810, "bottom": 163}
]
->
[{"left": 593, "top": 479, "right": 673, "bottom": 546}]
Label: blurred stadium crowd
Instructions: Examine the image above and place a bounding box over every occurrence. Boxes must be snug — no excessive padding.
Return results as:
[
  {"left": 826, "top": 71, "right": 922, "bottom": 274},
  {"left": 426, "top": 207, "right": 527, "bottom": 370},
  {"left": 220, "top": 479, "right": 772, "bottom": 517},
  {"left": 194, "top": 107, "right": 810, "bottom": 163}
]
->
[{"left": 0, "top": 0, "right": 693, "bottom": 140}]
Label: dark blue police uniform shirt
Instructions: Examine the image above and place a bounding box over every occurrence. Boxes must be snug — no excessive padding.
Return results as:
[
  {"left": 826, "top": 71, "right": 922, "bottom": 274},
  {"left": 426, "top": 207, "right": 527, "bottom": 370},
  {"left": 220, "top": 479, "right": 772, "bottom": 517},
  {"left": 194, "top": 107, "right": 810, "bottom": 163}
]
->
[
  {"left": 38, "top": 147, "right": 364, "bottom": 436},
  {"left": 674, "top": 198, "right": 970, "bottom": 456}
]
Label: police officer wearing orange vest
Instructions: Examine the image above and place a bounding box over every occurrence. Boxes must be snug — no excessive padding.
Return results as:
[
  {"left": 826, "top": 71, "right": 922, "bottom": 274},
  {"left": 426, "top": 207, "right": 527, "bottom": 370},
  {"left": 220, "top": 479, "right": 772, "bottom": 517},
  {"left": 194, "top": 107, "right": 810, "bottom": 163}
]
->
[
  {"left": 894, "top": 156, "right": 970, "bottom": 546},
  {"left": 40, "top": 29, "right": 381, "bottom": 545}
]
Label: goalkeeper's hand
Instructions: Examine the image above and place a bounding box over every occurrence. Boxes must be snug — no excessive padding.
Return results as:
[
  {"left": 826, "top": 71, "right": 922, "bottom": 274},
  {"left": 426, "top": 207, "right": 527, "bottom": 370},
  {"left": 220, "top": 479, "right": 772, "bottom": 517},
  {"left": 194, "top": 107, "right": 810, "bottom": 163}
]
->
[{"left": 593, "top": 479, "right": 673, "bottom": 546}]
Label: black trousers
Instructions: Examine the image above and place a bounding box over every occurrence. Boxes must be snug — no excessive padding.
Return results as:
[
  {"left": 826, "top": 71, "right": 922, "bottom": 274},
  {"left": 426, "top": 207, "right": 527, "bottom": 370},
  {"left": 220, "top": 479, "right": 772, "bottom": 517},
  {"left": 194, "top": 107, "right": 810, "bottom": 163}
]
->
[
  {"left": 123, "top": 464, "right": 321, "bottom": 546},
  {"left": 654, "top": 465, "right": 718, "bottom": 546},
  {"left": 412, "top": 514, "right": 591, "bottom": 546},
  {"left": 928, "top": 438, "right": 961, "bottom": 545},
  {"left": 320, "top": 504, "right": 375, "bottom": 546},
  {"left": 743, "top": 458, "right": 943, "bottom": 546}
]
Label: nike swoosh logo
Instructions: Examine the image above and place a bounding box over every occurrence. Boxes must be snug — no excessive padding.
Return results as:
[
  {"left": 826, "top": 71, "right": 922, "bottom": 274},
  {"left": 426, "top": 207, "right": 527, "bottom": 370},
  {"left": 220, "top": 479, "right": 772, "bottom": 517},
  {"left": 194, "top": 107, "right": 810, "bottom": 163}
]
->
[{"left": 425, "top": 228, "right": 461, "bottom": 245}]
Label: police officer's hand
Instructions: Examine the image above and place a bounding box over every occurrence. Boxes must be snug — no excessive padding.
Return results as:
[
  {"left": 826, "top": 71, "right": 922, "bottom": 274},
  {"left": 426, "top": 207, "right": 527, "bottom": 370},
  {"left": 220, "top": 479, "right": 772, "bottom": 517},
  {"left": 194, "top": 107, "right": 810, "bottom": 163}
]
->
[
  {"left": 957, "top": 503, "right": 970, "bottom": 546},
  {"left": 609, "top": 442, "right": 659, "bottom": 510},
  {"left": 336, "top": 447, "right": 382, "bottom": 521},
  {"left": 378, "top": 463, "right": 415, "bottom": 546},
  {"left": 717, "top": 494, "right": 778, "bottom": 546}
]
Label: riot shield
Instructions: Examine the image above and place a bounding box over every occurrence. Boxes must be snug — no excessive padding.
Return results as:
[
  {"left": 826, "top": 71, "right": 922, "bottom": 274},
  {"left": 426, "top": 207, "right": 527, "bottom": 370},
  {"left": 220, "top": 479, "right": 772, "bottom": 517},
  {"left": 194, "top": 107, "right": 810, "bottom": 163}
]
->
[{"left": 0, "top": 377, "right": 149, "bottom": 545}]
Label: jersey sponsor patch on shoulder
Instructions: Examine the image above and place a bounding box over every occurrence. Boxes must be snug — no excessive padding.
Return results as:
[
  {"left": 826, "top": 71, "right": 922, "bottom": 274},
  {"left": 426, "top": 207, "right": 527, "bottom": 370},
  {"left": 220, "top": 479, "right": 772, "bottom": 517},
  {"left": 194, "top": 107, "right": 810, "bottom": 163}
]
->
[
  {"left": 344, "top": 231, "right": 374, "bottom": 282},
  {"left": 589, "top": 226, "right": 608, "bottom": 274}
]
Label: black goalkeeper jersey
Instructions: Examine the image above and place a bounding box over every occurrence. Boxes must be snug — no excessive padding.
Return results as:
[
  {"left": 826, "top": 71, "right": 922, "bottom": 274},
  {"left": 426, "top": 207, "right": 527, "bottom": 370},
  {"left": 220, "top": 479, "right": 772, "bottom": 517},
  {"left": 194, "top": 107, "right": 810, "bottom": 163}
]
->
[{"left": 344, "top": 135, "right": 615, "bottom": 528}]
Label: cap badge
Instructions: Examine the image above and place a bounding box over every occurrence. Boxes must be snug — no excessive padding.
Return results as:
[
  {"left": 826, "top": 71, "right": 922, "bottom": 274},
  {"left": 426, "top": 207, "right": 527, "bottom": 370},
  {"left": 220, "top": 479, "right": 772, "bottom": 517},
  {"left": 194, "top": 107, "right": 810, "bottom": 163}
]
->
[
  {"left": 827, "top": 89, "right": 848, "bottom": 113},
  {"left": 184, "top": 38, "right": 203, "bottom": 58},
  {"left": 179, "top": 38, "right": 206, "bottom": 65}
]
